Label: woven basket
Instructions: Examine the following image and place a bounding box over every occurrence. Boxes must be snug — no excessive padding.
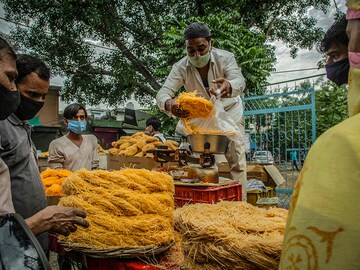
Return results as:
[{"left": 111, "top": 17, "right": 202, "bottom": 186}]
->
[{"left": 57, "top": 240, "right": 175, "bottom": 258}]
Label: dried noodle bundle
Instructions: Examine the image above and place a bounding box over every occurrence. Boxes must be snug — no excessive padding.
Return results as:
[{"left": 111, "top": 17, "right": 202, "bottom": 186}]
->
[
  {"left": 175, "top": 92, "right": 214, "bottom": 119},
  {"left": 40, "top": 168, "right": 72, "bottom": 196},
  {"left": 182, "top": 119, "right": 235, "bottom": 137},
  {"left": 174, "top": 201, "right": 288, "bottom": 270},
  {"left": 59, "top": 168, "right": 175, "bottom": 250},
  {"left": 108, "top": 132, "right": 179, "bottom": 157}
]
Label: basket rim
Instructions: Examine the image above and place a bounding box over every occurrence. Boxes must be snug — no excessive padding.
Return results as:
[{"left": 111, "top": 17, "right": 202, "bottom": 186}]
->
[{"left": 57, "top": 239, "right": 175, "bottom": 258}]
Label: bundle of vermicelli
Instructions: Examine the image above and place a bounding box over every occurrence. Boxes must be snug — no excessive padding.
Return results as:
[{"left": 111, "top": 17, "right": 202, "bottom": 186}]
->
[
  {"left": 174, "top": 201, "right": 288, "bottom": 270},
  {"left": 97, "top": 143, "right": 107, "bottom": 154},
  {"left": 182, "top": 119, "right": 235, "bottom": 137},
  {"left": 58, "top": 168, "right": 175, "bottom": 250},
  {"left": 175, "top": 92, "right": 214, "bottom": 119},
  {"left": 40, "top": 168, "right": 72, "bottom": 196},
  {"left": 39, "top": 151, "right": 49, "bottom": 157},
  {"left": 108, "top": 132, "right": 179, "bottom": 156}
]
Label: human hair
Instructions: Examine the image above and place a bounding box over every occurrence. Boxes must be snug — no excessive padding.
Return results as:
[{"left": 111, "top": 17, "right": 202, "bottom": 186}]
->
[
  {"left": 184, "top": 22, "right": 212, "bottom": 41},
  {"left": 0, "top": 37, "right": 17, "bottom": 61},
  {"left": 146, "top": 116, "right": 162, "bottom": 131},
  {"left": 318, "top": 15, "right": 348, "bottom": 54},
  {"left": 63, "top": 103, "right": 87, "bottom": 120},
  {"left": 15, "top": 54, "right": 50, "bottom": 84}
]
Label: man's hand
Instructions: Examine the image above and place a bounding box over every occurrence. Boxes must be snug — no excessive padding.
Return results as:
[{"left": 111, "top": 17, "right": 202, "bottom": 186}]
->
[
  {"left": 209, "top": 78, "right": 232, "bottom": 98},
  {"left": 26, "top": 205, "right": 89, "bottom": 236},
  {"left": 165, "top": 99, "right": 189, "bottom": 118}
]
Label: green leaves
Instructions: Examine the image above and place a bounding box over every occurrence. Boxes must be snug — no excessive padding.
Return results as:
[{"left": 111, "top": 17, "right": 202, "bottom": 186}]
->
[
  {"left": 315, "top": 79, "right": 348, "bottom": 136},
  {"left": 2, "top": 0, "right": 331, "bottom": 108}
]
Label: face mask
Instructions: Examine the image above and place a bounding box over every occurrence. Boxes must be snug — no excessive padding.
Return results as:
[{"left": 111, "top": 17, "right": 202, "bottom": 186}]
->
[
  {"left": 325, "top": 58, "right": 350, "bottom": 86},
  {"left": 0, "top": 85, "right": 20, "bottom": 120},
  {"left": 14, "top": 94, "right": 44, "bottom": 120},
  {"left": 188, "top": 51, "right": 211, "bottom": 68},
  {"left": 67, "top": 120, "right": 87, "bottom": 134}
]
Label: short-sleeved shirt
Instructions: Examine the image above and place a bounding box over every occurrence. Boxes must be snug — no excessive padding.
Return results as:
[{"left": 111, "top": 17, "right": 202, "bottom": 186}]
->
[
  {"left": 0, "top": 113, "right": 48, "bottom": 251},
  {"left": 0, "top": 157, "right": 15, "bottom": 215},
  {"left": 48, "top": 134, "right": 99, "bottom": 172},
  {"left": 154, "top": 133, "right": 166, "bottom": 143}
]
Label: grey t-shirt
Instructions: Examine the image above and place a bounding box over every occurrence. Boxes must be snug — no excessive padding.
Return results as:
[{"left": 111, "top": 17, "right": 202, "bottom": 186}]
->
[
  {"left": 48, "top": 134, "right": 99, "bottom": 172},
  {"left": 0, "top": 114, "right": 48, "bottom": 251},
  {"left": 0, "top": 157, "right": 15, "bottom": 215}
]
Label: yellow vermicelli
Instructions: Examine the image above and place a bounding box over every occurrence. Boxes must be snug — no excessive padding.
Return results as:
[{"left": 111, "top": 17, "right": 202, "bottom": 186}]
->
[
  {"left": 97, "top": 144, "right": 107, "bottom": 154},
  {"left": 108, "top": 133, "right": 178, "bottom": 157},
  {"left": 40, "top": 168, "right": 72, "bottom": 196},
  {"left": 182, "top": 119, "right": 234, "bottom": 137},
  {"left": 175, "top": 201, "right": 288, "bottom": 270},
  {"left": 59, "top": 169, "right": 175, "bottom": 249},
  {"left": 175, "top": 92, "right": 214, "bottom": 119}
]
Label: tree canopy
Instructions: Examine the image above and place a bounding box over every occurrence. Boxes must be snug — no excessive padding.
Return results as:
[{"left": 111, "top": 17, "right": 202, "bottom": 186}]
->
[{"left": 2, "top": 0, "right": 332, "bottom": 106}]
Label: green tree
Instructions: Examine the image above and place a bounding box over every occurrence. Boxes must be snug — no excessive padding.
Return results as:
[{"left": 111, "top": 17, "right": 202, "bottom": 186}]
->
[
  {"left": 2, "top": 0, "right": 331, "bottom": 107},
  {"left": 315, "top": 79, "right": 348, "bottom": 136}
]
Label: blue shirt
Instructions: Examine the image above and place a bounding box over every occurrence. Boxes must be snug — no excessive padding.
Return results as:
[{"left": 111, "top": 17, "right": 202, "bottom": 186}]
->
[{"left": 290, "top": 151, "right": 298, "bottom": 161}]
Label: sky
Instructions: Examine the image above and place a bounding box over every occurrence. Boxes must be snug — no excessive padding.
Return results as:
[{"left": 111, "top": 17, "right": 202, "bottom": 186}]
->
[
  {"left": 0, "top": 1, "right": 347, "bottom": 109},
  {"left": 267, "top": 1, "right": 347, "bottom": 89}
]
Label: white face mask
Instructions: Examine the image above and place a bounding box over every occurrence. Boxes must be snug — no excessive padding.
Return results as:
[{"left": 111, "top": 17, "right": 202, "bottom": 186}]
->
[{"left": 188, "top": 50, "right": 211, "bottom": 68}]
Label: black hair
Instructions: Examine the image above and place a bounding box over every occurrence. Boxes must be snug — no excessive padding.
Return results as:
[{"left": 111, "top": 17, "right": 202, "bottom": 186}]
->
[
  {"left": 146, "top": 116, "right": 162, "bottom": 131},
  {"left": 0, "top": 37, "right": 17, "bottom": 61},
  {"left": 318, "top": 15, "right": 348, "bottom": 54},
  {"left": 63, "top": 103, "right": 87, "bottom": 119},
  {"left": 15, "top": 54, "right": 50, "bottom": 84},
  {"left": 184, "top": 22, "right": 211, "bottom": 41}
]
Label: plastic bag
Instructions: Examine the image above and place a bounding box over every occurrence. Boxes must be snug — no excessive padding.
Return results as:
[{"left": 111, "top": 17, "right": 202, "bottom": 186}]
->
[{"left": 176, "top": 94, "right": 242, "bottom": 142}]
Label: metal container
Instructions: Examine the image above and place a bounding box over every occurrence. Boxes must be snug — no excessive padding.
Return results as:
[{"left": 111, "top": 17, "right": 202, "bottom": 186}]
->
[{"left": 187, "top": 134, "right": 230, "bottom": 154}]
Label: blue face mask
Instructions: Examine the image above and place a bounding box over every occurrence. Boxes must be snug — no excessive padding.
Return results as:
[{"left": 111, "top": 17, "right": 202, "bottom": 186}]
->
[{"left": 67, "top": 120, "right": 87, "bottom": 134}]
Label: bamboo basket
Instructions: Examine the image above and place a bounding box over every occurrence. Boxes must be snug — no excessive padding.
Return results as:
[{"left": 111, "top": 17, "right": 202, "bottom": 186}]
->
[{"left": 57, "top": 239, "right": 174, "bottom": 258}]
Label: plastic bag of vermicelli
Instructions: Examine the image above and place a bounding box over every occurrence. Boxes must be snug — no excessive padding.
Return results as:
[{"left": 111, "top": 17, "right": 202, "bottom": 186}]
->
[{"left": 176, "top": 93, "right": 242, "bottom": 142}]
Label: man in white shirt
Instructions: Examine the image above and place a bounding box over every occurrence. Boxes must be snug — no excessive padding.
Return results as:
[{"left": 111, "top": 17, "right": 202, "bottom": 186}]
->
[{"left": 156, "top": 22, "right": 247, "bottom": 200}]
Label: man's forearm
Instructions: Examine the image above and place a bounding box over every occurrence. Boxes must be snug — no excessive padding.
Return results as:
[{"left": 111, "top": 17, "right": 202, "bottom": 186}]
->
[{"left": 25, "top": 212, "right": 51, "bottom": 236}]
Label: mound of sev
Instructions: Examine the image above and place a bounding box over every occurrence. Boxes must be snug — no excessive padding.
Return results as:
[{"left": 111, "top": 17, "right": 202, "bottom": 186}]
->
[
  {"left": 40, "top": 168, "right": 72, "bottom": 196},
  {"left": 108, "top": 132, "right": 179, "bottom": 157},
  {"left": 58, "top": 168, "right": 175, "bottom": 250},
  {"left": 174, "top": 201, "right": 288, "bottom": 270},
  {"left": 175, "top": 92, "right": 214, "bottom": 119}
]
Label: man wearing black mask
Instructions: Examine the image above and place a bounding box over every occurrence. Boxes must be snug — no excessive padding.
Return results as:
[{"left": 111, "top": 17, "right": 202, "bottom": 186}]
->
[
  {"left": 0, "top": 55, "right": 52, "bottom": 252},
  {"left": 318, "top": 15, "right": 349, "bottom": 86},
  {"left": 14, "top": 55, "right": 50, "bottom": 120},
  {"left": 0, "top": 37, "right": 19, "bottom": 215},
  {"left": 0, "top": 43, "right": 89, "bottom": 263}
]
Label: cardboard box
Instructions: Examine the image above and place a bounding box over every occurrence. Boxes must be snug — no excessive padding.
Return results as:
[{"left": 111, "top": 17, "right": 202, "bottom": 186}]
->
[
  {"left": 216, "top": 162, "right": 232, "bottom": 179},
  {"left": 107, "top": 154, "right": 159, "bottom": 170},
  {"left": 217, "top": 162, "right": 285, "bottom": 188},
  {"left": 247, "top": 163, "right": 269, "bottom": 183},
  {"left": 47, "top": 196, "right": 61, "bottom": 206},
  {"left": 37, "top": 157, "right": 49, "bottom": 172},
  {"left": 98, "top": 154, "right": 108, "bottom": 170}
]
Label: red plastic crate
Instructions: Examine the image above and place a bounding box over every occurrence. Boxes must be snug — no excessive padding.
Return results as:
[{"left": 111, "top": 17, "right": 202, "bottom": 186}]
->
[{"left": 174, "top": 182, "right": 242, "bottom": 207}]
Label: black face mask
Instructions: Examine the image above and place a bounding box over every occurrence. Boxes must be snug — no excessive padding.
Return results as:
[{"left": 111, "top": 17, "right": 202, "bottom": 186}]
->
[
  {"left": 0, "top": 85, "right": 20, "bottom": 120},
  {"left": 325, "top": 58, "right": 350, "bottom": 86},
  {"left": 14, "top": 94, "right": 44, "bottom": 120}
]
